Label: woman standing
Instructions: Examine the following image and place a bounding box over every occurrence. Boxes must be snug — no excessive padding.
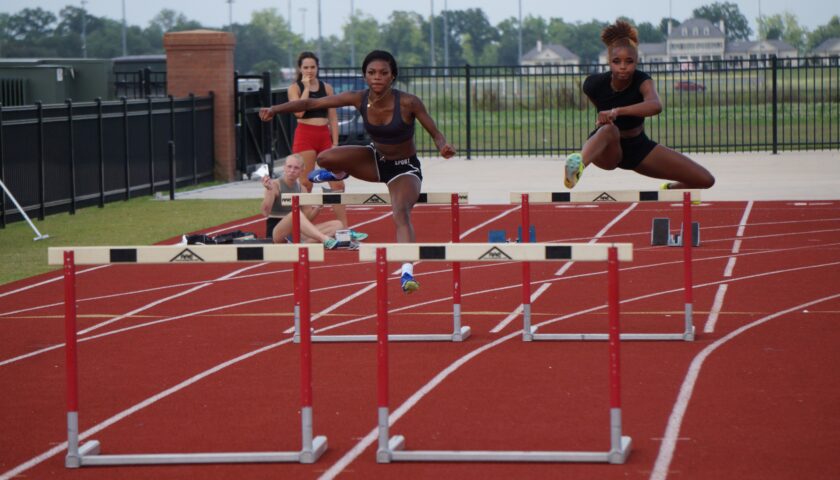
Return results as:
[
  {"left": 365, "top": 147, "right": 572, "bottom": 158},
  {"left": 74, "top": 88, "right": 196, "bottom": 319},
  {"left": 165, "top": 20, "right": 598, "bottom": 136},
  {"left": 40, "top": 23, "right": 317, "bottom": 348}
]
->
[
  {"left": 288, "top": 51, "right": 348, "bottom": 227},
  {"left": 260, "top": 50, "right": 456, "bottom": 294},
  {"left": 565, "top": 20, "right": 715, "bottom": 191}
]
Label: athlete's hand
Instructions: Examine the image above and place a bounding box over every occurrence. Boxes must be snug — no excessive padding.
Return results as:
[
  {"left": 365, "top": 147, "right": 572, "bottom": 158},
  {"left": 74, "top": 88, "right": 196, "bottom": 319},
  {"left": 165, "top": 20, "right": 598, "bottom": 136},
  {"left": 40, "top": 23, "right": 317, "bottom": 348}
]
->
[
  {"left": 439, "top": 143, "right": 456, "bottom": 159},
  {"left": 259, "top": 107, "right": 275, "bottom": 122},
  {"left": 597, "top": 108, "right": 618, "bottom": 126}
]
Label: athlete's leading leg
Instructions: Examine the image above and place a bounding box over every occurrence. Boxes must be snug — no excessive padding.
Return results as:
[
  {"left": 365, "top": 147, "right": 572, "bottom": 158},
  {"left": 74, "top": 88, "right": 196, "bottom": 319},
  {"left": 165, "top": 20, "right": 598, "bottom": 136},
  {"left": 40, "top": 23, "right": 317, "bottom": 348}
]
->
[
  {"left": 566, "top": 125, "right": 623, "bottom": 188},
  {"left": 313, "top": 146, "right": 380, "bottom": 183},
  {"left": 634, "top": 145, "right": 715, "bottom": 189}
]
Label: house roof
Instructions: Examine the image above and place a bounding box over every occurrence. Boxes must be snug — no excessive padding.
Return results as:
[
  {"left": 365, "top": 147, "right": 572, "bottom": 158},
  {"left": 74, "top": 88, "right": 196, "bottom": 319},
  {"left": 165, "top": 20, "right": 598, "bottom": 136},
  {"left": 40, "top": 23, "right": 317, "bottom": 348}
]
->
[
  {"left": 727, "top": 39, "right": 797, "bottom": 53},
  {"left": 669, "top": 18, "right": 725, "bottom": 39},
  {"left": 814, "top": 37, "right": 840, "bottom": 53},
  {"left": 522, "top": 44, "right": 580, "bottom": 62}
]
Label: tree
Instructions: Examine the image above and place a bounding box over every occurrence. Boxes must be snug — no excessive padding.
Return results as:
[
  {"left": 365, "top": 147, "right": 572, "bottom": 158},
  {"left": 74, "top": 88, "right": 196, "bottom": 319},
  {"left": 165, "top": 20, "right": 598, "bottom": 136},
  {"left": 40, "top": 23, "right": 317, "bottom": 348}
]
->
[
  {"left": 636, "top": 22, "right": 665, "bottom": 43},
  {"left": 659, "top": 18, "right": 681, "bottom": 36},
  {"left": 447, "top": 9, "right": 499, "bottom": 65},
  {"left": 693, "top": 2, "right": 751, "bottom": 41},
  {"left": 807, "top": 15, "right": 840, "bottom": 51},
  {"left": 496, "top": 15, "right": 548, "bottom": 65},
  {"left": 379, "top": 11, "right": 426, "bottom": 67},
  {"left": 342, "top": 11, "right": 382, "bottom": 67},
  {"left": 757, "top": 12, "right": 807, "bottom": 53}
]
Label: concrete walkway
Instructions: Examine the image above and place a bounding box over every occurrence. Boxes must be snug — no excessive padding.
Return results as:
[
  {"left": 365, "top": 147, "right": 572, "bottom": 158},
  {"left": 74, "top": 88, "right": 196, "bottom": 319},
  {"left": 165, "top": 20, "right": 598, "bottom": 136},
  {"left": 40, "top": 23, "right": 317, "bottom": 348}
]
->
[{"left": 174, "top": 151, "right": 839, "bottom": 204}]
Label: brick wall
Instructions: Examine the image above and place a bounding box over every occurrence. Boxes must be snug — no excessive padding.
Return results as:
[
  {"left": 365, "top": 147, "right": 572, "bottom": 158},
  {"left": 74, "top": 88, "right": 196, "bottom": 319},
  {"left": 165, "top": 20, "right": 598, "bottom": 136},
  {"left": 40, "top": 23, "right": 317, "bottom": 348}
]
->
[{"left": 164, "top": 30, "right": 236, "bottom": 182}]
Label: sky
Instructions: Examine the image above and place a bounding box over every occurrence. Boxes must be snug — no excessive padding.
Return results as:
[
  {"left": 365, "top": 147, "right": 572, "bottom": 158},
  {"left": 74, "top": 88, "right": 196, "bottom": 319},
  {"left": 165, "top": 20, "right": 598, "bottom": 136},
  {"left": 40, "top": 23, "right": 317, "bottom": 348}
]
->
[{"left": 1, "top": 0, "right": 836, "bottom": 41}]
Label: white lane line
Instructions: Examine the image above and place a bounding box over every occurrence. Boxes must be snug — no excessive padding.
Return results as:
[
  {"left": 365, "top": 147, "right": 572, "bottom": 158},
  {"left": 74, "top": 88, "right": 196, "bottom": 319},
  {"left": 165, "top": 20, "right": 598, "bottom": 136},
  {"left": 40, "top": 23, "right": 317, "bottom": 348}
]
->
[
  {"left": 706, "top": 201, "right": 754, "bottom": 333},
  {"left": 0, "top": 265, "right": 110, "bottom": 299},
  {"left": 554, "top": 202, "right": 638, "bottom": 275},
  {"left": 490, "top": 283, "right": 551, "bottom": 333},
  {"left": 650, "top": 293, "right": 840, "bottom": 480},
  {"left": 283, "top": 282, "right": 377, "bottom": 334}
]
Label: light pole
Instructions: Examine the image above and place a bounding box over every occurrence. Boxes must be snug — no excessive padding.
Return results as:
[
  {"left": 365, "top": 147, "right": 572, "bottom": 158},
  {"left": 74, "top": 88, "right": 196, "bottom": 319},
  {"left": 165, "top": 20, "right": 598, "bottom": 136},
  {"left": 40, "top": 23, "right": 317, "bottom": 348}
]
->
[
  {"left": 300, "top": 8, "right": 307, "bottom": 40},
  {"left": 517, "top": 0, "right": 523, "bottom": 65},
  {"left": 81, "top": 0, "right": 88, "bottom": 58},
  {"left": 226, "top": 0, "right": 234, "bottom": 32},
  {"left": 317, "top": 0, "right": 322, "bottom": 61},
  {"left": 430, "top": 0, "right": 435, "bottom": 68},
  {"left": 350, "top": 0, "right": 356, "bottom": 67},
  {"left": 288, "top": 0, "right": 294, "bottom": 71},
  {"left": 121, "top": 0, "right": 127, "bottom": 56},
  {"left": 443, "top": 0, "right": 449, "bottom": 69}
]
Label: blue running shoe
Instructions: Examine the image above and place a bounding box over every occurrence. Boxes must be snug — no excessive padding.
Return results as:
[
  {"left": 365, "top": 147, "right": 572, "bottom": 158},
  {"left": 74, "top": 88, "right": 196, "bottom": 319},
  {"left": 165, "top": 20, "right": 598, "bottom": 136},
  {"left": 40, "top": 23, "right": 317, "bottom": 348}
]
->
[
  {"left": 308, "top": 169, "right": 346, "bottom": 183},
  {"left": 401, "top": 272, "right": 420, "bottom": 294},
  {"left": 564, "top": 153, "right": 584, "bottom": 189},
  {"left": 323, "top": 237, "right": 339, "bottom": 250},
  {"left": 349, "top": 230, "right": 368, "bottom": 242}
]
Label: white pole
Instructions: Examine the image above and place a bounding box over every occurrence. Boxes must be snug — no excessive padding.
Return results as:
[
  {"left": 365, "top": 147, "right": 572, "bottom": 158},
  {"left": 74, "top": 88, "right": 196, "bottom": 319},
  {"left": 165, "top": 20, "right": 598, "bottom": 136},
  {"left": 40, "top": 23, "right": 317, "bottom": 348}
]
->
[
  {"left": 121, "top": 0, "right": 127, "bottom": 56},
  {"left": 0, "top": 179, "right": 49, "bottom": 241}
]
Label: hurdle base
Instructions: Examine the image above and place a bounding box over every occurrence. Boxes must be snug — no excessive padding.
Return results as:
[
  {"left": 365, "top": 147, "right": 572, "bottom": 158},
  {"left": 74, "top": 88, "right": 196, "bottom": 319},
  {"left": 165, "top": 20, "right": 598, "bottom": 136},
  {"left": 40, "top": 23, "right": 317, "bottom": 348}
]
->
[
  {"left": 66, "top": 440, "right": 101, "bottom": 467},
  {"left": 68, "top": 436, "right": 327, "bottom": 467},
  {"left": 529, "top": 326, "right": 694, "bottom": 341},
  {"left": 379, "top": 435, "right": 632, "bottom": 463},
  {"left": 297, "top": 326, "right": 472, "bottom": 343}
]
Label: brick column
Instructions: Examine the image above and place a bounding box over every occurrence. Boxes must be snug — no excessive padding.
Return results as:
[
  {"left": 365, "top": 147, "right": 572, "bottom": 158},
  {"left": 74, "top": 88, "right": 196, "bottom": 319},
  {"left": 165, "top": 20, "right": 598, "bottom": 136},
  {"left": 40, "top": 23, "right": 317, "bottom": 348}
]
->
[{"left": 164, "top": 30, "right": 236, "bottom": 182}]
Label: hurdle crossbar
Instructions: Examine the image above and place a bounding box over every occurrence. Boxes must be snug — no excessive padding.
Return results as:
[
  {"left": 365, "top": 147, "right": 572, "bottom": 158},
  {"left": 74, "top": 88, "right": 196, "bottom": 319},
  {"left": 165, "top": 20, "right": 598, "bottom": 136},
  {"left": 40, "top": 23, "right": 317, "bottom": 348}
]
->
[
  {"left": 370, "top": 243, "right": 633, "bottom": 464},
  {"left": 51, "top": 244, "right": 327, "bottom": 468},
  {"left": 284, "top": 192, "right": 471, "bottom": 343},
  {"left": 511, "top": 190, "right": 699, "bottom": 342}
]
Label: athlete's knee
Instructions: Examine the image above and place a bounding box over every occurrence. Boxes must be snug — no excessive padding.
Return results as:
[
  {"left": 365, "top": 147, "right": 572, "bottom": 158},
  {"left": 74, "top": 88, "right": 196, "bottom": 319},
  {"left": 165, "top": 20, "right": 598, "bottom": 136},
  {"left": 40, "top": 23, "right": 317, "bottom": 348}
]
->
[
  {"left": 316, "top": 150, "right": 339, "bottom": 170},
  {"left": 698, "top": 172, "right": 715, "bottom": 189},
  {"left": 598, "top": 124, "right": 620, "bottom": 142}
]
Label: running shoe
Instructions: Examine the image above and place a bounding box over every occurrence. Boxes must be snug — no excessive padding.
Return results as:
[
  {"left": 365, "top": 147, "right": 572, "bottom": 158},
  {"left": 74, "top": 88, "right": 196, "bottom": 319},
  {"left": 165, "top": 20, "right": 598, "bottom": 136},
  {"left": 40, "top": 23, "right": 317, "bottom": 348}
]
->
[
  {"left": 349, "top": 230, "right": 368, "bottom": 242},
  {"left": 323, "top": 237, "right": 339, "bottom": 250},
  {"left": 308, "top": 169, "right": 347, "bottom": 183},
  {"left": 401, "top": 272, "right": 420, "bottom": 294},
  {"left": 564, "top": 153, "right": 584, "bottom": 189}
]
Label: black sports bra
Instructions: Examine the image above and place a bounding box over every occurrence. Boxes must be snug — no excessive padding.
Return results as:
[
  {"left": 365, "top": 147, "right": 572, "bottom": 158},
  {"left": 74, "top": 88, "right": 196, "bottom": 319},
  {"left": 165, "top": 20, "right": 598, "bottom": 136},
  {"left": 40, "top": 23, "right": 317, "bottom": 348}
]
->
[
  {"left": 296, "top": 80, "right": 328, "bottom": 119},
  {"left": 359, "top": 89, "right": 415, "bottom": 145}
]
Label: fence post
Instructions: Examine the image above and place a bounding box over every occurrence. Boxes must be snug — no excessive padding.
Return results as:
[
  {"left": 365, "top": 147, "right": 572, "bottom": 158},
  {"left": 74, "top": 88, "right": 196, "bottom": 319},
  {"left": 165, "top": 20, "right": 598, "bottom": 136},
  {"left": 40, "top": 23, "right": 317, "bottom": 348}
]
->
[
  {"left": 36, "top": 101, "right": 46, "bottom": 220},
  {"left": 96, "top": 98, "right": 105, "bottom": 208},
  {"left": 465, "top": 64, "right": 472, "bottom": 160},
  {"left": 143, "top": 67, "right": 152, "bottom": 98},
  {"left": 122, "top": 97, "right": 131, "bottom": 200},
  {"left": 168, "top": 140, "right": 176, "bottom": 200},
  {"left": 771, "top": 55, "right": 778, "bottom": 155},
  {"left": 0, "top": 102, "right": 5, "bottom": 228},
  {"left": 261, "top": 71, "right": 273, "bottom": 169},
  {"left": 148, "top": 97, "right": 155, "bottom": 195},
  {"left": 65, "top": 99, "right": 77, "bottom": 215},
  {"left": 190, "top": 93, "right": 197, "bottom": 184}
]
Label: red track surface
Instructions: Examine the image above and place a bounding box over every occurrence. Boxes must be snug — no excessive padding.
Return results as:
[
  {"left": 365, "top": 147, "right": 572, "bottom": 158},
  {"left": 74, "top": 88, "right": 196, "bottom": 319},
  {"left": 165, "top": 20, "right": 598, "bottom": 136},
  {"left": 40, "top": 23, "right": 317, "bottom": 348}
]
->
[{"left": 1, "top": 200, "right": 839, "bottom": 480}]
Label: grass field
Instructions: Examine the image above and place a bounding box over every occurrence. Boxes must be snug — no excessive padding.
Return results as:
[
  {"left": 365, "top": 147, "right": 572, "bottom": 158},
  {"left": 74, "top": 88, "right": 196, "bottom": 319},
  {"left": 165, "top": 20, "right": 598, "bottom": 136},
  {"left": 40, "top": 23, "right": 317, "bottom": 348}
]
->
[{"left": 0, "top": 193, "right": 258, "bottom": 286}]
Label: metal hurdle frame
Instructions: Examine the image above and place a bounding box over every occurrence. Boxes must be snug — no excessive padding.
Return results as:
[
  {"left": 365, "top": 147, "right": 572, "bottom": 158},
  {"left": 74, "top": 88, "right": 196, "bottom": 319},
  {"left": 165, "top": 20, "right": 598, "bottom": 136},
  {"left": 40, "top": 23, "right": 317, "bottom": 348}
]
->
[
  {"left": 48, "top": 244, "right": 328, "bottom": 467},
  {"left": 361, "top": 243, "right": 633, "bottom": 464},
  {"left": 511, "top": 190, "right": 699, "bottom": 342},
  {"left": 282, "top": 192, "right": 472, "bottom": 343}
]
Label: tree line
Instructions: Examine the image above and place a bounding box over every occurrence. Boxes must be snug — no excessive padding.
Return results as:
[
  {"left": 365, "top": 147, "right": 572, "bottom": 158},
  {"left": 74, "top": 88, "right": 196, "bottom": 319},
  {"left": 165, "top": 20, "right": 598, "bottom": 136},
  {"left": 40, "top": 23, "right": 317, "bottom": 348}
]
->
[{"left": 2, "top": 2, "right": 839, "bottom": 77}]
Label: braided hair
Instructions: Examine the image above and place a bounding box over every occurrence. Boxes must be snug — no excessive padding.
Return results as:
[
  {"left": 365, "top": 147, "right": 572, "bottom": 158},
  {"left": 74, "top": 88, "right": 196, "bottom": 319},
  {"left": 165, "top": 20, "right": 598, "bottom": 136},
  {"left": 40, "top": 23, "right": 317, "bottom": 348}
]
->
[{"left": 601, "top": 20, "right": 639, "bottom": 56}]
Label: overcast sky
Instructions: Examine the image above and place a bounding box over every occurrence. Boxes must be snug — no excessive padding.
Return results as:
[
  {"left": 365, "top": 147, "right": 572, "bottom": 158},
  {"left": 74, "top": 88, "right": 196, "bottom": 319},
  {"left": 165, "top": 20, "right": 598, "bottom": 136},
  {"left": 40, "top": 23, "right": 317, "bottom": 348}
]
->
[{"left": 1, "top": 0, "right": 835, "bottom": 41}]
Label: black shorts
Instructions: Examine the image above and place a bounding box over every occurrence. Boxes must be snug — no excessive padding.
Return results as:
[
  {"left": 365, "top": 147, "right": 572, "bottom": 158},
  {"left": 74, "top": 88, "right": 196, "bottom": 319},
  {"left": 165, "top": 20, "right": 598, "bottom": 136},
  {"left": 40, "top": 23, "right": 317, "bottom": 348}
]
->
[
  {"left": 588, "top": 129, "right": 658, "bottom": 170},
  {"left": 265, "top": 216, "right": 282, "bottom": 238},
  {"left": 367, "top": 144, "right": 423, "bottom": 184}
]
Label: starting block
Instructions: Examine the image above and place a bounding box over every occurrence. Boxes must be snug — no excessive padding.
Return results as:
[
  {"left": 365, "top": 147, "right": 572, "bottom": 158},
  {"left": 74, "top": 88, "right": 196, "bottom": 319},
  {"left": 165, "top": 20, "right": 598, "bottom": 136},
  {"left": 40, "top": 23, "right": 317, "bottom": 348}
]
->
[{"left": 651, "top": 218, "right": 700, "bottom": 247}]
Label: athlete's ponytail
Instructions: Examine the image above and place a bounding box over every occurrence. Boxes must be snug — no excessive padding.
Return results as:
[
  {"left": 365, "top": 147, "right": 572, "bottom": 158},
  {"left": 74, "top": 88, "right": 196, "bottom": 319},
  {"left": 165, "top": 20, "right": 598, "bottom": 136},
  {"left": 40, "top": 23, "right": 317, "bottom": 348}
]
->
[{"left": 601, "top": 20, "right": 639, "bottom": 54}]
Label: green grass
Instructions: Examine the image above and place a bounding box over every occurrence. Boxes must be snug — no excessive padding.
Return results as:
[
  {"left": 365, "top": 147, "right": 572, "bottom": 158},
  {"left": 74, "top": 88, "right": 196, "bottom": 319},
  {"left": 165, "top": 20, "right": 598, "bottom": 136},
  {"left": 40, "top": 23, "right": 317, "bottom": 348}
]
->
[{"left": 0, "top": 194, "right": 259, "bottom": 286}]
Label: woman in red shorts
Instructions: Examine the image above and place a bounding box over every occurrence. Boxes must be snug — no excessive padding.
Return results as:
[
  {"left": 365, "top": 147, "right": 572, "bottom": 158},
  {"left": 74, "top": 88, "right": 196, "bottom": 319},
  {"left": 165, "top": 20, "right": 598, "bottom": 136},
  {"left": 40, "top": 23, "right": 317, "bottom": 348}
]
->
[{"left": 289, "top": 51, "right": 348, "bottom": 226}]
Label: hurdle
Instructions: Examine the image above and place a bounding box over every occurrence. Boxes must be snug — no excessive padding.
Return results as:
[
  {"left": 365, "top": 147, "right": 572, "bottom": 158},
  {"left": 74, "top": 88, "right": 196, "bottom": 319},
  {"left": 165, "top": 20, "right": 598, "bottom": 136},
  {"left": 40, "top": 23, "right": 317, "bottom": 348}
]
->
[
  {"left": 511, "top": 190, "right": 699, "bottom": 341},
  {"left": 362, "top": 243, "right": 633, "bottom": 464},
  {"left": 48, "top": 244, "right": 328, "bottom": 467},
  {"left": 282, "top": 191, "right": 472, "bottom": 343}
]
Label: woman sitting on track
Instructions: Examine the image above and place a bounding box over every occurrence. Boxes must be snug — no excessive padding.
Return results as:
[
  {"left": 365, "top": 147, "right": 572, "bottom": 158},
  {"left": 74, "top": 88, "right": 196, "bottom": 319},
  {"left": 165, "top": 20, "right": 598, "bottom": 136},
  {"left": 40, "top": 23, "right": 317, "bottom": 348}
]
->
[
  {"left": 260, "top": 50, "right": 456, "bottom": 294},
  {"left": 565, "top": 20, "right": 715, "bottom": 191}
]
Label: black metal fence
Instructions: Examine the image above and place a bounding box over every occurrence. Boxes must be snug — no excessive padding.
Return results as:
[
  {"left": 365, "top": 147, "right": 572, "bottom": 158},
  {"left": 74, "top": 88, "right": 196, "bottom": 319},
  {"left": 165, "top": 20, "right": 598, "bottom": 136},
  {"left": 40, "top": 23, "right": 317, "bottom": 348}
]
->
[
  {"left": 314, "top": 56, "right": 838, "bottom": 157},
  {"left": 0, "top": 94, "right": 215, "bottom": 226}
]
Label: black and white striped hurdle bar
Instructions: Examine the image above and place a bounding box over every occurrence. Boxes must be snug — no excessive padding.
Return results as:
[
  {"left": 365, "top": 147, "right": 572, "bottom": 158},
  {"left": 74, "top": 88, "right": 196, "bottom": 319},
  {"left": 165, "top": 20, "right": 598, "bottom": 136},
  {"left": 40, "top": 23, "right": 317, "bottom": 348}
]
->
[
  {"left": 358, "top": 242, "right": 633, "bottom": 263},
  {"left": 47, "top": 244, "right": 325, "bottom": 265},
  {"left": 281, "top": 192, "right": 468, "bottom": 206},
  {"left": 510, "top": 189, "right": 701, "bottom": 204}
]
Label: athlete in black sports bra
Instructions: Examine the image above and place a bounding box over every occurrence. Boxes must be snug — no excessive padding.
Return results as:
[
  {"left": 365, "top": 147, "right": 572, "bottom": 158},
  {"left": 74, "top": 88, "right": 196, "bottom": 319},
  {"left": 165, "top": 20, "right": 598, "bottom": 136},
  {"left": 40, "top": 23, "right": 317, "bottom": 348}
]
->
[
  {"left": 564, "top": 20, "right": 714, "bottom": 191},
  {"left": 260, "top": 50, "right": 455, "bottom": 294}
]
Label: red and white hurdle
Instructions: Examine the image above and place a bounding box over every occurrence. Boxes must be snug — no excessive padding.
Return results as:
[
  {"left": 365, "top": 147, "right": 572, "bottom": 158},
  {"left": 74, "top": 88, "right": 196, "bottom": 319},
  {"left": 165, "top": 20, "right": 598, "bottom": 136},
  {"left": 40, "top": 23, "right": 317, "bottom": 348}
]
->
[
  {"left": 283, "top": 192, "right": 472, "bottom": 343},
  {"left": 360, "top": 242, "right": 633, "bottom": 464},
  {"left": 511, "top": 189, "right": 700, "bottom": 341},
  {"left": 48, "top": 244, "right": 328, "bottom": 467}
]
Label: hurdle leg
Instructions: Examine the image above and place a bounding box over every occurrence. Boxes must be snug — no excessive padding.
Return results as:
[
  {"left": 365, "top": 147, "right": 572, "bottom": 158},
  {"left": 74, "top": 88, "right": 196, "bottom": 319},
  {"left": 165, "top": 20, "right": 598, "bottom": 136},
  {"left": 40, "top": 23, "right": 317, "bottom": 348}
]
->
[
  {"left": 292, "top": 196, "right": 302, "bottom": 343},
  {"left": 682, "top": 192, "right": 695, "bottom": 341},
  {"left": 520, "top": 194, "right": 536, "bottom": 341},
  {"left": 63, "top": 252, "right": 101, "bottom": 468},
  {"left": 607, "top": 247, "right": 632, "bottom": 463},
  {"left": 450, "top": 193, "right": 470, "bottom": 341}
]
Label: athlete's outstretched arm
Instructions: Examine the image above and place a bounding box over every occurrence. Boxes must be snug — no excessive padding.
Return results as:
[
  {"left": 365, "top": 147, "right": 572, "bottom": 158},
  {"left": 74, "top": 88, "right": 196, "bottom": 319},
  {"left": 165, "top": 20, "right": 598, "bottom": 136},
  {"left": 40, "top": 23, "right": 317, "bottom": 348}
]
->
[
  {"left": 259, "top": 90, "right": 360, "bottom": 122},
  {"left": 410, "top": 95, "right": 456, "bottom": 158}
]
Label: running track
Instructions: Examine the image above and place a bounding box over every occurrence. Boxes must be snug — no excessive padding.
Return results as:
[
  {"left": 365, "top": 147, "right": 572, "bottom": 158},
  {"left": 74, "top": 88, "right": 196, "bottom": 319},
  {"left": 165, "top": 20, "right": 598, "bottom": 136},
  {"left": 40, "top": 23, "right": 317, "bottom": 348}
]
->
[{"left": 1, "top": 200, "right": 839, "bottom": 480}]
